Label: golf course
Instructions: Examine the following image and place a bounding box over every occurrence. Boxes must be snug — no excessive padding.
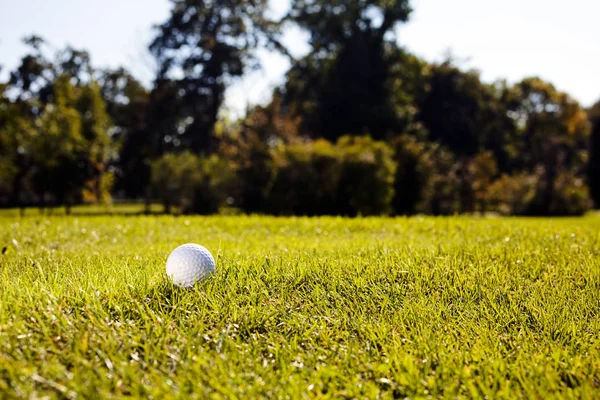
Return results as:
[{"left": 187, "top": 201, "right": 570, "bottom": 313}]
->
[{"left": 1, "top": 211, "right": 598, "bottom": 398}]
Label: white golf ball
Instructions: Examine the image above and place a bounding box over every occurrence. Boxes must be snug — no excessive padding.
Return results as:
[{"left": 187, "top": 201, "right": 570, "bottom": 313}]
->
[{"left": 166, "top": 243, "right": 216, "bottom": 287}]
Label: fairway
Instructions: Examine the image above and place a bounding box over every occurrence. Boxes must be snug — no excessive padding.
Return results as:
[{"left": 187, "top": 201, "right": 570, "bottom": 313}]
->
[{"left": 1, "top": 214, "right": 599, "bottom": 398}]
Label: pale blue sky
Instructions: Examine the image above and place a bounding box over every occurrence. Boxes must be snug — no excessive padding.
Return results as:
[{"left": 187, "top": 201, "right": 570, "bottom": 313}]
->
[{"left": 1, "top": 0, "right": 599, "bottom": 117}]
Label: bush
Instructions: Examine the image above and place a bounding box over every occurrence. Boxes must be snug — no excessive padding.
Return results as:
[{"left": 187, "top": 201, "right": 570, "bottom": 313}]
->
[
  {"left": 487, "top": 173, "right": 539, "bottom": 215},
  {"left": 189, "top": 155, "right": 237, "bottom": 215},
  {"left": 267, "top": 140, "right": 341, "bottom": 215},
  {"left": 335, "top": 136, "right": 396, "bottom": 216},
  {"left": 468, "top": 151, "right": 498, "bottom": 213},
  {"left": 151, "top": 152, "right": 201, "bottom": 214},
  {"left": 267, "top": 136, "right": 396, "bottom": 216},
  {"left": 151, "top": 152, "right": 237, "bottom": 214},
  {"left": 390, "top": 135, "right": 430, "bottom": 215},
  {"left": 391, "top": 135, "right": 475, "bottom": 216},
  {"left": 487, "top": 170, "right": 592, "bottom": 216},
  {"left": 547, "top": 172, "right": 592, "bottom": 216},
  {"left": 413, "top": 144, "right": 461, "bottom": 215}
]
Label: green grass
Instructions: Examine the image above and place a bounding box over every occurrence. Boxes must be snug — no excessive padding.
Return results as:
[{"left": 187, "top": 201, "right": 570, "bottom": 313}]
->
[
  {"left": 0, "top": 214, "right": 599, "bottom": 398},
  {"left": 0, "top": 202, "right": 165, "bottom": 217}
]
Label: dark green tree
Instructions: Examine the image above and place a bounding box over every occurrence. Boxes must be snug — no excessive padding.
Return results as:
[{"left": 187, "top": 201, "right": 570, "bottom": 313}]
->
[
  {"left": 9, "top": 36, "right": 55, "bottom": 104},
  {"left": 76, "top": 80, "right": 114, "bottom": 204},
  {"left": 4, "top": 36, "right": 56, "bottom": 207},
  {"left": 283, "top": 0, "right": 414, "bottom": 140},
  {"left": 588, "top": 100, "right": 600, "bottom": 207},
  {"left": 502, "top": 77, "right": 589, "bottom": 172},
  {"left": 4, "top": 37, "right": 116, "bottom": 212},
  {"left": 502, "top": 77, "right": 590, "bottom": 214},
  {"left": 416, "top": 61, "right": 513, "bottom": 165},
  {"left": 56, "top": 47, "right": 92, "bottom": 85},
  {"left": 149, "top": 0, "right": 277, "bottom": 153},
  {"left": 30, "top": 74, "right": 85, "bottom": 211},
  {"left": 99, "top": 68, "right": 153, "bottom": 198},
  {"left": 0, "top": 84, "right": 36, "bottom": 207}
]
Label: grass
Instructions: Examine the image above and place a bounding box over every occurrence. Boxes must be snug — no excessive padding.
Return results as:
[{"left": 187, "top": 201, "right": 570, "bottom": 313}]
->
[
  {"left": 0, "top": 202, "right": 165, "bottom": 217},
  {"left": 0, "top": 213, "right": 599, "bottom": 398}
]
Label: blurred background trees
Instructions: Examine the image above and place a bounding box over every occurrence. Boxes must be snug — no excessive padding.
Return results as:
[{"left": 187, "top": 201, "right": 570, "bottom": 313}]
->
[{"left": 0, "top": 0, "right": 597, "bottom": 216}]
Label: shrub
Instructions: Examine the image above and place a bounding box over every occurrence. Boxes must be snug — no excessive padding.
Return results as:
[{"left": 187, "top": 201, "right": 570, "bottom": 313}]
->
[
  {"left": 268, "top": 139, "right": 341, "bottom": 215},
  {"left": 189, "top": 155, "right": 237, "bottom": 215},
  {"left": 390, "top": 135, "right": 431, "bottom": 215},
  {"left": 414, "top": 144, "right": 461, "bottom": 215},
  {"left": 151, "top": 152, "right": 201, "bottom": 214},
  {"left": 151, "top": 152, "right": 237, "bottom": 214},
  {"left": 487, "top": 173, "right": 539, "bottom": 215},
  {"left": 468, "top": 151, "right": 499, "bottom": 213},
  {"left": 391, "top": 135, "right": 472, "bottom": 216},
  {"left": 335, "top": 136, "right": 396, "bottom": 216},
  {"left": 487, "top": 170, "right": 592, "bottom": 216},
  {"left": 267, "top": 136, "right": 396, "bottom": 216},
  {"left": 547, "top": 172, "right": 592, "bottom": 216}
]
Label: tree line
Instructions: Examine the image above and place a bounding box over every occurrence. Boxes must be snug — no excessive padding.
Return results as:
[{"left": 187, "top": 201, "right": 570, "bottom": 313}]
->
[{"left": 1, "top": 0, "right": 599, "bottom": 216}]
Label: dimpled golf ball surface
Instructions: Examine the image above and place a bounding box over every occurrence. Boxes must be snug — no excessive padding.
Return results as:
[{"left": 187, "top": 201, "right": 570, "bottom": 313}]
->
[{"left": 166, "top": 244, "right": 215, "bottom": 288}]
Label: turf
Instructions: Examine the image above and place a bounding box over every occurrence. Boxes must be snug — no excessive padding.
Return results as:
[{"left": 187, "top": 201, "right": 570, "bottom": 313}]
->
[{"left": 0, "top": 214, "right": 599, "bottom": 398}]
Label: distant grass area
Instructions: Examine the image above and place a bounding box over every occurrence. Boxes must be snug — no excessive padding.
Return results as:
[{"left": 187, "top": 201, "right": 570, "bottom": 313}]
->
[
  {"left": 0, "top": 202, "right": 165, "bottom": 217},
  {"left": 0, "top": 214, "right": 599, "bottom": 398}
]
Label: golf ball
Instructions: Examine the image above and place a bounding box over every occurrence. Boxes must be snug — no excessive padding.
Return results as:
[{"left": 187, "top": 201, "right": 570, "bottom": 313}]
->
[{"left": 166, "top": 243, "right": 216, "bottom": 287}]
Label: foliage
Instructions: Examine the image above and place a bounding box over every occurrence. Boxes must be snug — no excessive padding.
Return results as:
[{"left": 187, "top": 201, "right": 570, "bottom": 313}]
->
[
  {"left": 268, "top": 136, "right": 396, "bottom": 216},
  {"left": 415, "top": 147, "right": 461, "bottom": 215},
  {"left": 283, "top": 0, "right": 414, "bottom": 140},
  {"left": 0, "top": 91, "right": 34, "bottom": 203},
  {"left": 335, "top": 135, "right": 397, "bottom": 215},
  {"left": 487, "top": 170, "right": 591, "bottom": 216},
  {"left": 1, "top": 40, "right": 115, "bottom": 212},
  {"left": 588, "top": 100, "right": 600, "bottom": 207},
  {"left": 151, "top": 152, "right": 201, "bottom": 214},
  {"left": 416, "top": 61, "right": 512, "bottom": 162},
  {"left": 189, "top": 155, "right": 238, "bottom": 215},
  {"left": 1, "top": 214, "right": 599, "bottom": 397},
  {"left": 29, "top": 75, "right": 85, "bottom": 208},
  {"left": 487, "top": 173, "right": 540, "bottom": 215},
  {"left": 151, "top": 152, "right": 236, "bottom": 214},
  {"left": 467, "top": 151, "right": 499, "bottom": 213},
  {"left": 218, "top": 98, "right": 302, "bottom": 213},
  {"left": 268, "top": 139, "right": 341, "bottom": 215},
  {"left": 1, "top": 3, "right": 598, "bottom": 216},
  {"left": 149, "top": 0, "right": 278, "bottom": 153},
  {"left": 99, "top": 68, "right": 151, "bottom": 198},
  {"left": 549, "top": 172, "right": 592, "bottom": 216},
  {"left": 503, "top": 77, "right": 590, "bottom": 172}
]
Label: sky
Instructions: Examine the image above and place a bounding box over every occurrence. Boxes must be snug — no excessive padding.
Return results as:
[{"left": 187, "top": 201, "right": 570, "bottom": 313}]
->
[{"left": 1, "top": 0, "right": 599, "bottom": 117}]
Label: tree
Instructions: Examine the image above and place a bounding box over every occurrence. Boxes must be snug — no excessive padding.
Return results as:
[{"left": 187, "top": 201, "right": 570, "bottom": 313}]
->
[
  {"left": 4, "top": 37, "right": 116, "bottom": 212},
  {"left": 283, "top": 0, "right": 414, "bottom": 140},
  {"left": 0, "top": 84, "right": 12, "bottom": 200},
  {"left": 588, "top": 100, "right": 600, "bottom": 207},
  {"left": 219, "top": 94, "right": 300, "bottom": 213},
  {"left": 502, "top": 77, "right": 590, "bottom": 214},
  {"left": 503, "top": 77, "right": 589, "bottom": 171},
  {"left": 9, "top": 36, "right": 55, "bottom": 104},
  {"left": 416, "top": 61, "right": 513, "bottom": 165},
  {"left": 76, "top": 80, "right": 114, "bottom": 204},
  {"left": 56, "top": 47, "right": 92, "bottom": 85},
  {"left": 99, "top": 68, "right": 152, "bottom": 198},
  {"left": 29, "top": 74, "right": 85, "bottom": 211},
  {"left": 3, "top": 37, "right": 56, "bottom": 208},
  {"left": 149, "top": 0, "right": 277, "bottom": 153},
  {"left": 151, "top": 152, "right": 201, "bottom": 214},
  {"left": 151, "top": 151, "right": 235, "bottom": 214}
]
